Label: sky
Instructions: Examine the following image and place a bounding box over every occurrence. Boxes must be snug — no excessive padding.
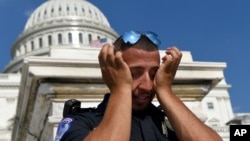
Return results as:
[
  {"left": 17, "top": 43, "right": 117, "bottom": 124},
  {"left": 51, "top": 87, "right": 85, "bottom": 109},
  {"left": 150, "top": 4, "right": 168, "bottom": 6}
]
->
[{"left": 0, "top": 0, "right": 249, "bottom": 113}]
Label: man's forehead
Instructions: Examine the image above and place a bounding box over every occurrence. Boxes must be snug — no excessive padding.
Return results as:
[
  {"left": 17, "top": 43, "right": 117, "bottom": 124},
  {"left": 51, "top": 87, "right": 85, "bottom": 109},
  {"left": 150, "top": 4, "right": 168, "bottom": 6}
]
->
[
  {"left": 122, "top": 48, "right": 160, "bottom": 66},
  {"left": 122, "top": 48, "right": 159, "bottom": 57}
]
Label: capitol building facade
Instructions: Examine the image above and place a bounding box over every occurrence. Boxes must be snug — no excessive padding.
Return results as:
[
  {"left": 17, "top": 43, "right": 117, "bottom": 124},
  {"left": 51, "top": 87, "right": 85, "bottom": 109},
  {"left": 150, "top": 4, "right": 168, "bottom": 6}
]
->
[{"left": 0, "top": 0, "right": 247, "bottom": 140}]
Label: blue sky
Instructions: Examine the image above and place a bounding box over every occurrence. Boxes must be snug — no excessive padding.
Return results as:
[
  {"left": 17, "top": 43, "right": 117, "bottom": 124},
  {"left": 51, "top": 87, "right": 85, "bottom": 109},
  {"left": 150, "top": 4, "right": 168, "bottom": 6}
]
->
[{"left": 0, "top": 0, "right": 249, "bottom": 113}]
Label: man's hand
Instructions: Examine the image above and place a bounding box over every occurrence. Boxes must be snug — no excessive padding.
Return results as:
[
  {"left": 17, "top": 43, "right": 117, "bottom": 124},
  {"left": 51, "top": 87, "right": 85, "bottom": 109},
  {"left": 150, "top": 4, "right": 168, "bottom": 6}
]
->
[
  {"left": 153, "top": 47, "right": 222, "bottom": 141},
  {"left": 154, "top": 46, "right": 182, "bottom": 92},
  {"left": 85, "top": 44, "right": 133, "bottom": 141},
  {"left": 98, "top": 44, "right": 132, "bottom": 93}
]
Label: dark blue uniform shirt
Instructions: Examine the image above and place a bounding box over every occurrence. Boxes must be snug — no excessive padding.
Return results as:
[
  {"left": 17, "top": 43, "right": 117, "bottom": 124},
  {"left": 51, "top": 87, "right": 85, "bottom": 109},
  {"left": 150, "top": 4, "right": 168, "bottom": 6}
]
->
[{"left": 55, "top": 94, "right": 179, "bottom": 141}]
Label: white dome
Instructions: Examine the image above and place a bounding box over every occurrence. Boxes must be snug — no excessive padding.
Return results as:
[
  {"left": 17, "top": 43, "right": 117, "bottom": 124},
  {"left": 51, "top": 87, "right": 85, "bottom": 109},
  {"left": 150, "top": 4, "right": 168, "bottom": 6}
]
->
[
  {"left": 4, "top": 0, "right": 118, "bottom": 73},
  {"left": 24, "top": 0, "right": 110, "bottom": 31}
]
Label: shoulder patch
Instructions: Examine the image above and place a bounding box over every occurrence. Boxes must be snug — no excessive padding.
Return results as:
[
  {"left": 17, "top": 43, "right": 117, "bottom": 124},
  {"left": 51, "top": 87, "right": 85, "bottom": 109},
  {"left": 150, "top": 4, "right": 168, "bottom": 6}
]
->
[{"left": 55, "top": 117, "right": 74, "bottom": 141}]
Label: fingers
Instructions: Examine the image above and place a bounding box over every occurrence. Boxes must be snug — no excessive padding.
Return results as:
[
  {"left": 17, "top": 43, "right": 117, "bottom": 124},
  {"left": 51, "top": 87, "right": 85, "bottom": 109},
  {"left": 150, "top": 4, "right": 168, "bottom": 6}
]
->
[
  {"left": 98, "top": 43, "right": 109, "bottom": 66},
  {"left": 98, "top": 44, "right": 132, "bottom": 91},
  {"left": 114, "top": 51, "right": 124, "bottom": 68},
  {"left": 160, "top": 46, "right": 182, "bottom": 78},
  {"left": 106, "top": 44, "right": 115, "bottom": 66},
  {"left": 163, "top": 46, "right": 182, "bottom": 63},
  {"left": 98, "top": 43, "right": 115, "bottom": 67},
  {"left": 166, "top": 47, "right": 182, "bottom": 59}
]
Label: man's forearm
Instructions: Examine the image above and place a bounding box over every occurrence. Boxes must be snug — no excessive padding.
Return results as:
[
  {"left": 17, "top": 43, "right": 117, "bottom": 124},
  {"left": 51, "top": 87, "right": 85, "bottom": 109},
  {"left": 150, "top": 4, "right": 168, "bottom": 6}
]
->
[
  {"left": 156, "top": 89, "right": 222, "bottom": 141},
  {"left": 84, "top": 88, "right": 132, "bottom": 141}
]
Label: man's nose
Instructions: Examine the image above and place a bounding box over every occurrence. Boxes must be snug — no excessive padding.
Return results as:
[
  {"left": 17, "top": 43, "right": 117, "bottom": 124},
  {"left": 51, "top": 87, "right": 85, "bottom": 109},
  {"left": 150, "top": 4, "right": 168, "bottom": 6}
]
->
[{"left": 138, "top": 73, "right": 153, "bottom": 91}]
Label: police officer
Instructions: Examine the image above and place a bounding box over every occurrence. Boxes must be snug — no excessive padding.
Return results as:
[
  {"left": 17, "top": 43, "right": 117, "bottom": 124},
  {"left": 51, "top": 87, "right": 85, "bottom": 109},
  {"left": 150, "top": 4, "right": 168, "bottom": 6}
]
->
[{"left": 55, "top": 31, "right": 222, "bottom": 141}]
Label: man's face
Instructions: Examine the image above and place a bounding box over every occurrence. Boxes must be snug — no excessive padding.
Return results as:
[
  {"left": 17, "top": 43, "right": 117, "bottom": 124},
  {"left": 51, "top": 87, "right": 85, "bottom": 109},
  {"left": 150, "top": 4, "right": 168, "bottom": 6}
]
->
[{"left": 122, "top": 47, "right": 160, "bottom": 111}]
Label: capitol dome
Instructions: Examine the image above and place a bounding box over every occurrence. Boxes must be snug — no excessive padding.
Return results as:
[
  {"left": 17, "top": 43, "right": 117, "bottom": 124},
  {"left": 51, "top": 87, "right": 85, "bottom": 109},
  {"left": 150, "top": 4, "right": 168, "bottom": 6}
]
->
[
  {"left": 4, "top": 0, "right": 118, "bottom": 73},
  {"left": 24, "top": 0, "right": 110, "bottom": 32}
]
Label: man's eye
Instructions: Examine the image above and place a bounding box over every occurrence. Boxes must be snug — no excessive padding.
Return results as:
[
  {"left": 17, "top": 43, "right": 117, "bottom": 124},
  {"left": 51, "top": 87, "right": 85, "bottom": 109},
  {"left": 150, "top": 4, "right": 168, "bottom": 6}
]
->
[
  {"left": 131, "top": 71, "right": 142, "bottom": 79},
  {"left": 149, "top": 72, "right": 156, "bottom": 80},
  {"left": 150, "top": 69, "right": 158, "bottom": 80}
]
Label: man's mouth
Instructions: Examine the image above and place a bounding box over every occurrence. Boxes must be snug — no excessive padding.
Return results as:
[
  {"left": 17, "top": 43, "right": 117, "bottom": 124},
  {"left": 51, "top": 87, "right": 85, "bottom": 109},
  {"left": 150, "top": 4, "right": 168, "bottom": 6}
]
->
[
  {"left": 137, "top": 95, "right": 150, "bottom": 100},
  {"left": 133, "top": 94, "right": 151, "bottom": 104}
]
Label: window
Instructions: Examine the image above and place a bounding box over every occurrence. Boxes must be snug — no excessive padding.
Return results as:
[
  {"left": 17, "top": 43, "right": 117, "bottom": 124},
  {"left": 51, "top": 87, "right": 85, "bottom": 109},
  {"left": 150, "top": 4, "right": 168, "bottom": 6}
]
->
[
  {"left": 89, "top": 9, "right": 92, "bottom": 17},
  {"left": 95, "top": 12, "right": 98, "bottom": 19},
  {"left": 58, "top": 34, "right": 62, "bottom": 44},
  {"left": 59, "top": 6, "right": 62, "bottom": 15},
  {"left": 79, "top": 33, "right": 83, "bottom": 44},
  {"left": 48, "top": 35, "right": 52, "bottom": 46},
  {"left": 24, "top": 44, "right": 27, "bottom": 53},
  {"left": 82, "top": 7, "right": 85, "bottom": 15},
  {"left": 39, "top": 38, "right": 43, "bottom": 48},
  {"left": 44, "top": 10, "right": 47, "bottom": 18},
  {"left": 207, "top": 102, "right": 214, "bottom": 109},
  {"left": 74, "top": 6, "right": 77, "bottom": 12},
  {"left": 67, "top": 6, "right": 70, "bottom": 14},
  {"left": 31, "top": 41, "right": 34, "bottom": 50},
  {"left": 68, "top": 33, "right": 72, "bottom": 43},
  {"left": 88, "top": 34, "right": 92, "bottom": 43},
  {"left": 51, "top": 8, "right": 54, "bottom": 16}
]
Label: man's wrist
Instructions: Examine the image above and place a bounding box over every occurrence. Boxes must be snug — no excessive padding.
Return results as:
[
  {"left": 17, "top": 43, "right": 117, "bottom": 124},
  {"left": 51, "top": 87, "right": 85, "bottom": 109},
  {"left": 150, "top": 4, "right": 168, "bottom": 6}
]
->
[
  {"left": 155, "top": 86, "right": 174, "bottom": 98},
  {"left": 110, "top": 85, "right": 132, "bottom": 95}
]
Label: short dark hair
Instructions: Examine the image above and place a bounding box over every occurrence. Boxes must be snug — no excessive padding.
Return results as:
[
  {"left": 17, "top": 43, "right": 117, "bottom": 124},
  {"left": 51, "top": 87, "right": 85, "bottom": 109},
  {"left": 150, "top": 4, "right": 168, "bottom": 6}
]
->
[{"left": 113, "top": 35, "right": 158, "bottom": 53}]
